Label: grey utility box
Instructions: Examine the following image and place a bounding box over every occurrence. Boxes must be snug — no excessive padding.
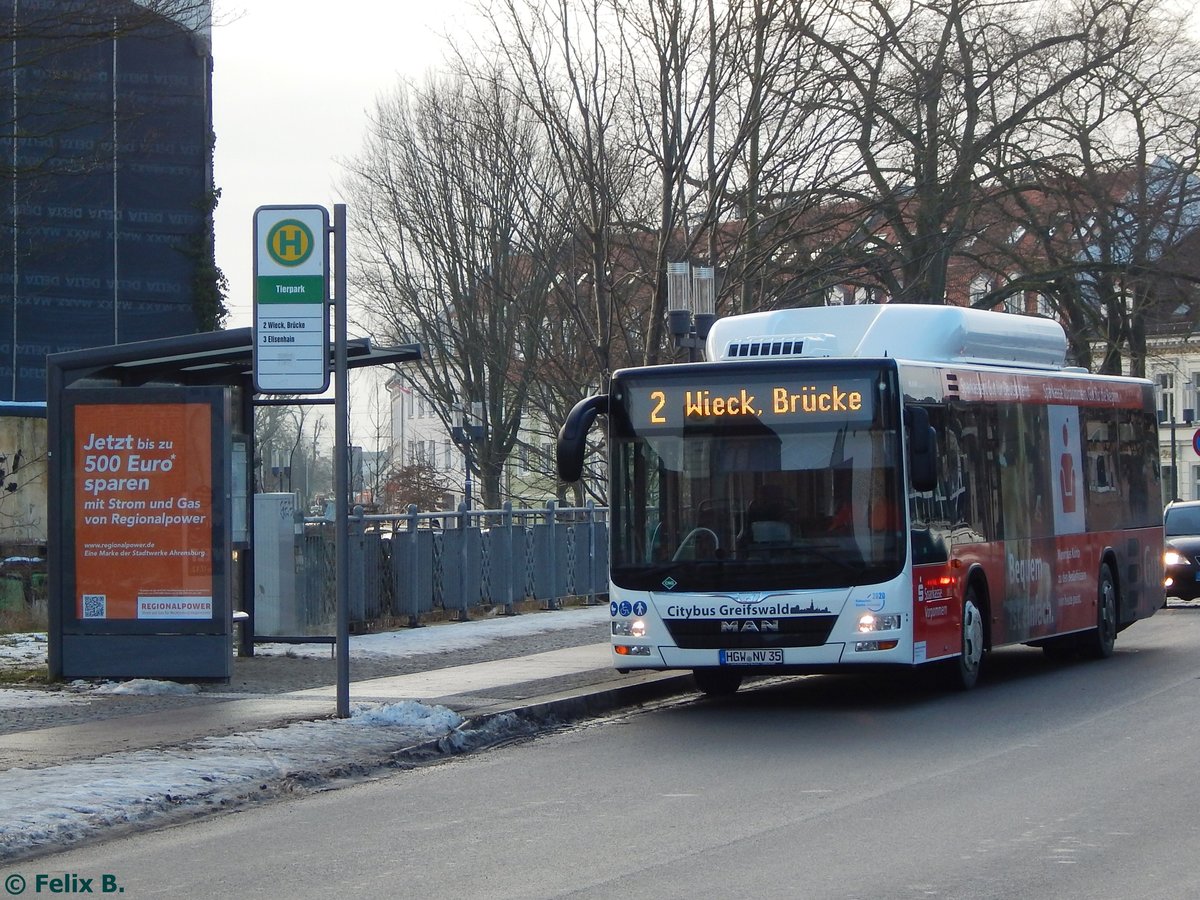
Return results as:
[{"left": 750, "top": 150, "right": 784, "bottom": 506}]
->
[{"left": 253, "top": 492, "right": 300, "bottom": 637}]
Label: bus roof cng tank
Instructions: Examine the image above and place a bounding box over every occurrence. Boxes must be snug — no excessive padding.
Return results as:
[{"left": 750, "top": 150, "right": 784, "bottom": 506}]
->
[{"left": 705, "top": 304, "right": 1068, "bottom": 370}]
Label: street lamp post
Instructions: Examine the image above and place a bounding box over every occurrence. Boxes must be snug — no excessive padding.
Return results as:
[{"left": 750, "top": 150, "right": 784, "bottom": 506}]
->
[
  {"left": 1161, "top": 407, "right": 1195, "bottom": 502},
  {"left": 451, "top": 402, "right": 485, "bottom": 509},
  {"left": 1170, "top": 415, "right": 1177, "bottom": 501},
  {"left": 666, "top": 262, "right": 716, "bottom": 362}
]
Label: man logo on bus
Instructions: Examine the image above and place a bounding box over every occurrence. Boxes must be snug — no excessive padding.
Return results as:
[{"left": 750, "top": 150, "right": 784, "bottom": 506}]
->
[
  {"left": 266, "top": 219, "right": 314, "bottom": 267},
  {"left": 732, "top": 592, "right": 768, "bottom": 606}
]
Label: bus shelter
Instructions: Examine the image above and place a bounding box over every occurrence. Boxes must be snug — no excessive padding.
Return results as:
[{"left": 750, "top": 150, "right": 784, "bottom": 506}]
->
[{"left": 45, "top": 327, "right": 420, "bottom": 680}]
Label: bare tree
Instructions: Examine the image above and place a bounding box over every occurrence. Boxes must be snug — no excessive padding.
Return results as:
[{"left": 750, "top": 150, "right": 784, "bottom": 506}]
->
[
  {"left": 1039, "top": 0, "right": 1200, "bottom": 376},
  {"left": 253, "top": 402, "right": 327, "bottom": 510},
  {"left": 798, "top": 0, "right": 1147, "bottom": 305},
  {"left": 336, "top": 0, "right": 1200, "bottom": 516},
  {"left": 344, "top": 72, "right": 570, "bottom": 509},
  {"left": 351, "top": 368, "right": 401, "bottom": 508},
  {"left": 472, "top": 0, "right": 875, "bottom": 500},
  {"left": 479, "top": 0, "right": 636, "bottom": 384},
  {"left": 253, "top": 403, "right": 297, "bottom": 494},
  {"left": 972, "top": 0, "right": 1200, "bottom": 373}
]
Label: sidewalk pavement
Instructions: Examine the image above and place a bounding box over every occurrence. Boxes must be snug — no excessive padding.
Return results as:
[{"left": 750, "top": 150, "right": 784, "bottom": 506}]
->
[
  {"left": 1, "top": 641, "right": 692, "bottom": 769},
  {"left": 0, "top": 612, "right": 698, "bottom": 864}
]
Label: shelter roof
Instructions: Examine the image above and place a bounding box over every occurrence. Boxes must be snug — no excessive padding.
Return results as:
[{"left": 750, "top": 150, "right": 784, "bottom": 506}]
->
[{"left": 46, "top": 327, "right": 421, "bottom": 389}]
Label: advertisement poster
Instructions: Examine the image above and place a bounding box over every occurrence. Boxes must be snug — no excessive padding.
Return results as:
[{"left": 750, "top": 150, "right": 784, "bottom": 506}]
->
[
  {"left": 74, "top": 402, "right": 214, "bottom": 621},
  {"left": 1047, "top": 404, "right": 1085, "bottom": 536}
]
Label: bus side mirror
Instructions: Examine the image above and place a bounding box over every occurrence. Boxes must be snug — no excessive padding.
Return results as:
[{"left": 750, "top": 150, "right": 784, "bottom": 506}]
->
[
  {"left": 557, "top": 394, "right": 609, "bottom": 483},
  {"left": 906, "top": 405, "right": 937, "bottom": 493}
]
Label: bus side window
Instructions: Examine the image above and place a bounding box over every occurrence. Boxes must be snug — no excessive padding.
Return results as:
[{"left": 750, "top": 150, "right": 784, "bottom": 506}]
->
[
  {"left": 1122, "top": 408, "right": 1157, "bottom": 524},
  {"left": 946, "top": 401, "right": 993, "bottom": 544}
]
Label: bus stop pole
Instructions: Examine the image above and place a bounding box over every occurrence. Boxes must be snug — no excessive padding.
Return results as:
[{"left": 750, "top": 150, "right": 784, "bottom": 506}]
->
[{"left": 333, "top": 204, "right": 350, "bottom": 718}]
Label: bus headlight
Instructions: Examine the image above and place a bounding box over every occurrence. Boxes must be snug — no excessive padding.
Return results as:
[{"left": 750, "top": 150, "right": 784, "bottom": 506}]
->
[
  {"left": 857, "top": 613, "right": 902, "bottom": 633},
  {"left": 612, "top": 619, "right": 647, "bottom": 637}
]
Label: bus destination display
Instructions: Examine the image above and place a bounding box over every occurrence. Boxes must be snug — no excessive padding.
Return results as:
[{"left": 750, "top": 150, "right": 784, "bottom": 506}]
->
[{"left": 627, "top": 374, "right": 877, "bottom": 429}]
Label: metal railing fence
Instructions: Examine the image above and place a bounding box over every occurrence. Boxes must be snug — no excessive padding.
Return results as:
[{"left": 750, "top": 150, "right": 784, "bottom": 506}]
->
[{"left": 289, "top": 501, "right": 609, "bottom": 632}]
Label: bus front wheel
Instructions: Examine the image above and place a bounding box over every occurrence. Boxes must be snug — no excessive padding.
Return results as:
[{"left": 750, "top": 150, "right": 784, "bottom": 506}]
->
[
  {"left": 944, "top": 586, "right": 985, "bottom": 690},
  {"left": 693, "top": 668, "right": 743, "bottom": 696}
]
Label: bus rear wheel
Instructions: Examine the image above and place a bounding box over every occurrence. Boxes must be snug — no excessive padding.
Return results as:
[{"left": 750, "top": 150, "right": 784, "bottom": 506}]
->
[
  {"left": 693, "top": 668, "right": 743, "bottom": 696},
  {"left": 943, "top": 586, "right": 984, "bottom": 690},
  {"left": 1082, "top": 562, "right": 1118, "bottom": 660}
]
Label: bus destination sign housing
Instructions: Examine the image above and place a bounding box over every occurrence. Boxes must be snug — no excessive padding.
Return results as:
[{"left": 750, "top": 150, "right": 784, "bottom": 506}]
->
[{"left": 623, "top": 370, "right": 878, "bottom": 431}]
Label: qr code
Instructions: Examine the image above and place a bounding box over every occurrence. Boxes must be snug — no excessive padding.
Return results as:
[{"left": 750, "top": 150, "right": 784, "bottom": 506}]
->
[{"left": 82, "top": 594, "right": 106, "bottom": 618}]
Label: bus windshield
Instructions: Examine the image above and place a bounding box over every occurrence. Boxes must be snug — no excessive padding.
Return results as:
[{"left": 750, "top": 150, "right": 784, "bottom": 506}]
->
[{"left": 610, "top": 361, "right": 905, "bottom": 593}]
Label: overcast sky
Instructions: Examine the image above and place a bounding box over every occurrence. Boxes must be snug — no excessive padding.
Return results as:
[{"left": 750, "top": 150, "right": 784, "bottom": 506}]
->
[
  {"left": 208, "top": 1, "right": 478, "bottom": 443},
  {"left": 210, "top": 0, "right": 473, "bottom": 331}
]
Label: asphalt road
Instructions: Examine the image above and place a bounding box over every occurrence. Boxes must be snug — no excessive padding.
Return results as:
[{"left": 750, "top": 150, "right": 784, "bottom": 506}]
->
[{"left": 14, "top": 608, "right": 1200, "bottom": 900}]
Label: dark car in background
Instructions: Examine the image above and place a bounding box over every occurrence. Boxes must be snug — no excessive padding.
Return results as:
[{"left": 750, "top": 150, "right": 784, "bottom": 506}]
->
[{"left": 1164, "top": 501, "right": 1200, "bottom": 601}]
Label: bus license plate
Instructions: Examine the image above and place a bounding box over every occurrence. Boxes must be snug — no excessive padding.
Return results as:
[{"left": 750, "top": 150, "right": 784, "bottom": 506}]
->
[{"left": 720, "top": 649, "right": 783, "bottom": 665}]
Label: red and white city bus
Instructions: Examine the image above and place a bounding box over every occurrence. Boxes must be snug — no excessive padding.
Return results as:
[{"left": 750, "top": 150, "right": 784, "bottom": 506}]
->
[{"left": 557, "top": 305, "right": 1163, "bottom": 694}]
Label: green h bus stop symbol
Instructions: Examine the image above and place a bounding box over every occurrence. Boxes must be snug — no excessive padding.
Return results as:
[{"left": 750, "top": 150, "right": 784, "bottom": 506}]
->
[
  {"left": 266, "top": 218, "right": 315, "bottom": 267},
  {"left": 253, "top": 206, "right": 330, "bottom": 394}
]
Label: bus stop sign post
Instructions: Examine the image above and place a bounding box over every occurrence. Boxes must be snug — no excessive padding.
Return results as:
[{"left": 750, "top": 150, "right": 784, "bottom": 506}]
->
[
  {"left": 253, "top": 203, "right": 350, "bottom": 717},
  {"left": 333, "top": 204, "right": 350, "bottom": 718}
]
